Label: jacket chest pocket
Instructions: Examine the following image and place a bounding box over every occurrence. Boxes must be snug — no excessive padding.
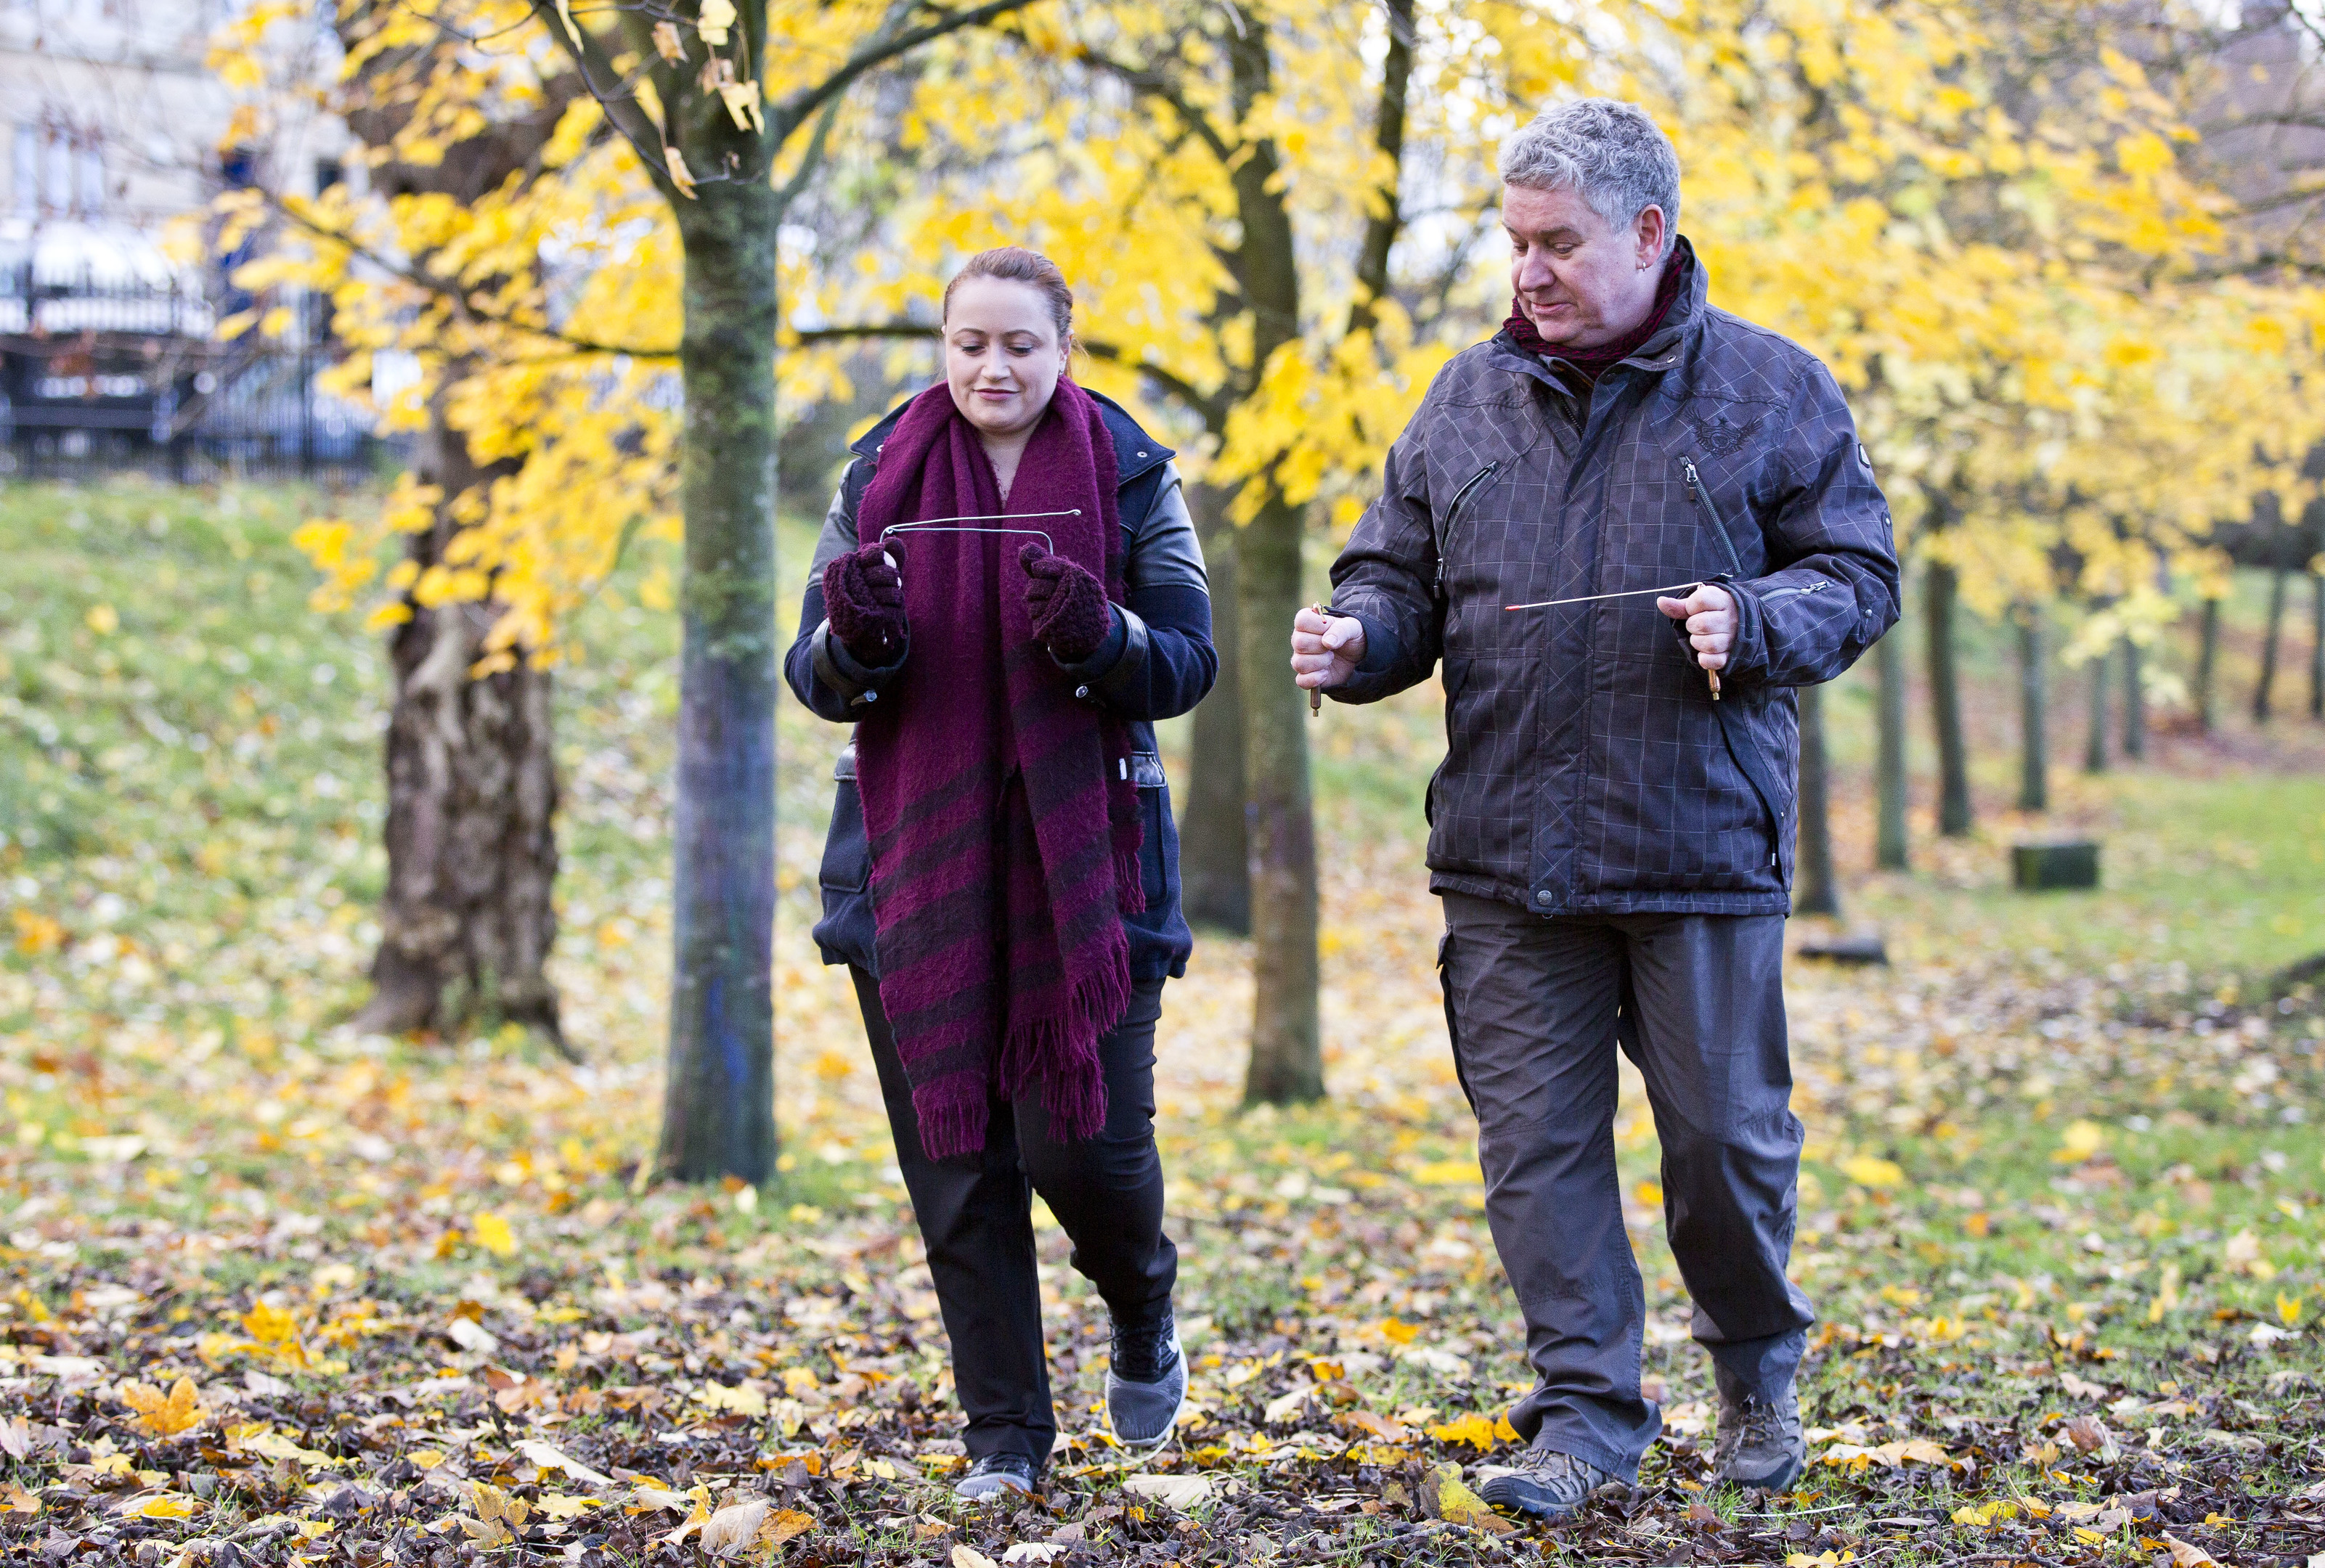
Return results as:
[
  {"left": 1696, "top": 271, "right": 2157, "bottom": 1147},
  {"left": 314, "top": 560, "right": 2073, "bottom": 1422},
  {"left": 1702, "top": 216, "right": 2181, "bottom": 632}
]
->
[{"left": 818, "top": 744, "right": 871, "bottom": 893}]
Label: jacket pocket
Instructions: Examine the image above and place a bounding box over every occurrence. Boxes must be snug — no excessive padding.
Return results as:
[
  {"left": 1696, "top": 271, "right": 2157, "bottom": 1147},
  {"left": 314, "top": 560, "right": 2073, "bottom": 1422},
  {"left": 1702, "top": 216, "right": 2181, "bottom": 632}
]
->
[
  {"left": 1131, "top": 750, "right": 1170, "bottom": 908},
  {"left": 818, "top": 745, "right": 871, "bottom": 893}
]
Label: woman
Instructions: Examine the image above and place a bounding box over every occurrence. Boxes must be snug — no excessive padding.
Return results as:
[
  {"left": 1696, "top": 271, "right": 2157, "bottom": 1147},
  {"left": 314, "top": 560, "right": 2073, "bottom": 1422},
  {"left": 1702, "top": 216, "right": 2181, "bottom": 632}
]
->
[{"left": 784, "top": 247, "right": 1216, "bottom": 1500}]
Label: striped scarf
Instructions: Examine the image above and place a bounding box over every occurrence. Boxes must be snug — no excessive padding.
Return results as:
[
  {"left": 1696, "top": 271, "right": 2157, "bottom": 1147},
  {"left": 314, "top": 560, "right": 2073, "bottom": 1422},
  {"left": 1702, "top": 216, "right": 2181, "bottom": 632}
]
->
[{"left": 852, "top": 378, "right": 1143, "bottom": 1159}]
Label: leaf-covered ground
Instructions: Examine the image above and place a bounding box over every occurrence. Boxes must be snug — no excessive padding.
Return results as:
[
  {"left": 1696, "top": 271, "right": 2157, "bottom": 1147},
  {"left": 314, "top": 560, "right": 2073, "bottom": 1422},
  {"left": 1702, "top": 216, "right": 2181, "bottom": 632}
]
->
[{"left": 1, "top": 481, "right": 2322, "bottom": 1567}]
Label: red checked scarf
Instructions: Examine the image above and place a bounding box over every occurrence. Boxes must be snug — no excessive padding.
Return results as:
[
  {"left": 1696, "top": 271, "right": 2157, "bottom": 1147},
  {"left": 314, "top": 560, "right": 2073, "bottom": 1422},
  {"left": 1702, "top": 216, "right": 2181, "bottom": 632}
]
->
[{"left": 850, "top": 377, "right": 1144, "bottom": 1159}]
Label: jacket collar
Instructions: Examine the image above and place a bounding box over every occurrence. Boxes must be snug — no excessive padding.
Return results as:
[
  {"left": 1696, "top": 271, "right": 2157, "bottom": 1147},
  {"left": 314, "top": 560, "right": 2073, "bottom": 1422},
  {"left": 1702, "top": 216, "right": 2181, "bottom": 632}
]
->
[
  {"left": 850, "top": 385, "right": 1175, "bottom": 487},
  {"left": 1485, "top": 234, "right": 1707, "bottom": 387}
]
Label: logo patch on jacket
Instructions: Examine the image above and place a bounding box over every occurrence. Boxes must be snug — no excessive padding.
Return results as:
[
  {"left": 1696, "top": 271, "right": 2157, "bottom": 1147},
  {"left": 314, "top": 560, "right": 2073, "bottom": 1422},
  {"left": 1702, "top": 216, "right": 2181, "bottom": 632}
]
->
[{"left": 1693, "top": 409, "right": 1762, "bottom": 457}]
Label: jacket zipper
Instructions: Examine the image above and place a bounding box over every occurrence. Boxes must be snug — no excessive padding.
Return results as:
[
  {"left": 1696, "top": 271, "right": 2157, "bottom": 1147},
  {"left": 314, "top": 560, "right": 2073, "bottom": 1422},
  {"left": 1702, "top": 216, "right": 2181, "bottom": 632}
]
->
[
  {"left": 1683, "top": 455, "right": 1783, "bottom": 873},
  {"left": 1681, "top": 457, "right": 1744, "bottom": 575},
  {"left": 1758, "top": 579, "right": 1831, "bottom": 604},
  {"left": 1436, "top": 461, "right": 1500, "bottom": 595}
]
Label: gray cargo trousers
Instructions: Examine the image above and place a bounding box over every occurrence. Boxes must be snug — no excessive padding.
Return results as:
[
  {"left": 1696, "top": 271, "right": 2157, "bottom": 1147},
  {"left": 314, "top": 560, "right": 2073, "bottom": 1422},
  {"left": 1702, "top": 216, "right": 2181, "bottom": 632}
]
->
[{"left": 1438, "top": 892, "right": 1814, "bottom": 1481}]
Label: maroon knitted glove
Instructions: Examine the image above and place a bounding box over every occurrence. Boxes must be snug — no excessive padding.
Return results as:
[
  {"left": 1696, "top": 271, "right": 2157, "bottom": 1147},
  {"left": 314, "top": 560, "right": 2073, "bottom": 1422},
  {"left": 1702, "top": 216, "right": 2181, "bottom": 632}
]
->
[
  {"left": 822, "top": 543, "right": 908, "bottom": 666},
  {"left": 1019, "top": 543, "right": 1114, "bottom": 663}
]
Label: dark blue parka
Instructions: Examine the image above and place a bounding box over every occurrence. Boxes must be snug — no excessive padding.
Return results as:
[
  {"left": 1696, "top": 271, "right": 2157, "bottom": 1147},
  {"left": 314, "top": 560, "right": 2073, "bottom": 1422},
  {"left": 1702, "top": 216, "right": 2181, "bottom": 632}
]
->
[{"left": 786, "top": 390, "right": 1216, "bottom": 982}]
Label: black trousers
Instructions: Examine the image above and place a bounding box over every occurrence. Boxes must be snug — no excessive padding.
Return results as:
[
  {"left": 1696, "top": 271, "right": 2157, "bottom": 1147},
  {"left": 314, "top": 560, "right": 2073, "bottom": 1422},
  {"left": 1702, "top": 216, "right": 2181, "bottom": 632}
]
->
[
  {"left": 851, "top": 968, "right": 1176, "bottom": 1464},
  {"left": 1437, "top": 893, "right": 1815, "bottom": 1481}
]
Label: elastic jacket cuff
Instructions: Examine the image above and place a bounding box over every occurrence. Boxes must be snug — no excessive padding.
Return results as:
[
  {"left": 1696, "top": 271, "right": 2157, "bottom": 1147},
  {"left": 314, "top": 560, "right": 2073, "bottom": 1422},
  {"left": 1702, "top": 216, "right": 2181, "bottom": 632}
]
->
[
  {"left": 813, "top": 620, "right": 908, "bottom": 708},
  {"left": 1053, "top": 604, "right": 1143, "bottom": 702}
]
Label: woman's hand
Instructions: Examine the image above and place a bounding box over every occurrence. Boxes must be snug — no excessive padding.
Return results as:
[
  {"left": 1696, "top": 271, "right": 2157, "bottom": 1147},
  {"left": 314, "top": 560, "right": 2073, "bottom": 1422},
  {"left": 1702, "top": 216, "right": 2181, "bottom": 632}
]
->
[
  {"left": 1019, "top": 544, "right": 1113, "bottom": 663},
  {"left": 823, "top": 543, "right": 908, "bottom": 666}
]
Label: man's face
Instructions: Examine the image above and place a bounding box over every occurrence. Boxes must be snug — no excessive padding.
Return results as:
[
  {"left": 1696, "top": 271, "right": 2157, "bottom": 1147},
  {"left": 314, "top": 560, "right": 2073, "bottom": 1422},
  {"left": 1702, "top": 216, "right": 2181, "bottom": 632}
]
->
[{"left": 1503, "top": 183, "right": 1666, "bottom": 349}]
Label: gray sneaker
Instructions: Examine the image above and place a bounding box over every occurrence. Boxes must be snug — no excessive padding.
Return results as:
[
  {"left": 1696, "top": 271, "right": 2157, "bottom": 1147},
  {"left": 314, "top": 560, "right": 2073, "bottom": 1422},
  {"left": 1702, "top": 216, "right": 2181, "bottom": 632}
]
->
[
  {"left": 1476, "top": 1445, "right": 1613, "bottom": 1520},
  {"left": 1712, "top": 1366, "right": 1805, "bottom": 1491},
  {"left": 1104, "top": 1307, "right": 1186, "bottom": 1450},
  {"left": 954, "top": 1452, "right": 1038, "bottom": 1501}
]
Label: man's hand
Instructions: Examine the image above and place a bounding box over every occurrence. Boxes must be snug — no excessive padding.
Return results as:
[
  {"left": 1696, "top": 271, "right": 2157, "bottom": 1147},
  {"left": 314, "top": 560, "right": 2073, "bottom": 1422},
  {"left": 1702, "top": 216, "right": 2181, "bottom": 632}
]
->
[
  {"left": 1290, "top": 606, "right": 1366, "bottom": 692},
  {"left": 1655, "top": 582, "right": 1736, "bottom": 672}
]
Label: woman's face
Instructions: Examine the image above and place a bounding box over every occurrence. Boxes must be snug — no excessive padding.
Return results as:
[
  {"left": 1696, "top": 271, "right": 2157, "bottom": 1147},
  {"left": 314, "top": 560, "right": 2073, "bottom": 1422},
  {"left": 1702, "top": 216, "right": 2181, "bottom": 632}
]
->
[{"left": 943, "top": 276, "right": 1067, "bottom": 441}]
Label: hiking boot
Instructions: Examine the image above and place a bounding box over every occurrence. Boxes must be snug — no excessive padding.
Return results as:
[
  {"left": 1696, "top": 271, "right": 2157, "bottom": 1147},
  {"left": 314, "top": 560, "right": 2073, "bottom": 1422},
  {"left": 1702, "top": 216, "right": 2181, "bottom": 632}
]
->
[
  {"left": 1712, "top": 1365, "right": 1805, "bottom": 1491},
  {"left": 1104, "top": 1305, "right": 1186, "bottom": 1450},
  {"left": 953, "top": 1452, "right": 1038, "bottom": 1501},
  {"left": 1477, "top": 1445, "right": 1613, "bottom": 1520}
]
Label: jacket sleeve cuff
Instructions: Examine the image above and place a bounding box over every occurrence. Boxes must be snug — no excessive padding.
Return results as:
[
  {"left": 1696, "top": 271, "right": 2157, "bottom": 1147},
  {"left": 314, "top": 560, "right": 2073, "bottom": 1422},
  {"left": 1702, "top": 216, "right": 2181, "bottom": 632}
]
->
[
  {"left": 1052, "top": 605, "right": 1138, "bottom": 698},
  {"left": 813, "top": 620, "right": 908, "bottom": 707},
  {"left": 1720, "top": 579, "right": 1770, "bottom": 684},
  {"left": 1351, "top": 611, "right": 1400, "bottom": 675}
]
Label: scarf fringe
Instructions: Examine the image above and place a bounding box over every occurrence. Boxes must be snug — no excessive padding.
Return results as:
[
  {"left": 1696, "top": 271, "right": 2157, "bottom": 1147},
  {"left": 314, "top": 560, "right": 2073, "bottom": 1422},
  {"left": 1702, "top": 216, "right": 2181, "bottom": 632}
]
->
[
  {"left": 1115, "top": 844, "right": 1146, "bottom": 915},
  {"left": 995, "top": 942, "right": 1130, "bottom": 1145},
  {"left": 911, "top": 1079, "right": 991, "bottom": 1162}
]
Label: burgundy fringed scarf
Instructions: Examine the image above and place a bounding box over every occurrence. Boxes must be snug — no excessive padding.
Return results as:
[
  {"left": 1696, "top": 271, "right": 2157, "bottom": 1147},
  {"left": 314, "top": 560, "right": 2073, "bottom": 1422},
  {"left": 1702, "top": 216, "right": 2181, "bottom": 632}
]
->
[
  {"left": 852, "top": 377, "right": 1144, "bottom": 1159},
  {"left": 1503, "top": 245, "right": 1690, "bottom": 384}
]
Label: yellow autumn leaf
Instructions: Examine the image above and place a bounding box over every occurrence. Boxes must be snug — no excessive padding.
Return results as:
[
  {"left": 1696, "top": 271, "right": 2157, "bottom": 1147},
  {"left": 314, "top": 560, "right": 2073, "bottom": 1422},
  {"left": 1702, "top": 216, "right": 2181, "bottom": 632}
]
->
[
  {"left": 471, "top": 1211, "right": 517, "bottom": 1258},
  {"left": 2051, "top": 1120, "right": 2105, "bottom": 1164},
  {"left": 1841, "top": 1156, "right": 1905, "bottom": 1188},
  {"left": 1427, "top": 1411, "right": 1518, "bottom": 1451},
  {"left": 118, "top": 1376, "right": 205, "bottom": 1437},
  {"left": 693, "top": 1381, "right": 767, "bottom": 1417},
  {"left": 1434, "top": 1469, "right": 1516, "bottom": 1534},
  {"left": 121, "top": 1493, "right": 202, "bottom": 1520}
]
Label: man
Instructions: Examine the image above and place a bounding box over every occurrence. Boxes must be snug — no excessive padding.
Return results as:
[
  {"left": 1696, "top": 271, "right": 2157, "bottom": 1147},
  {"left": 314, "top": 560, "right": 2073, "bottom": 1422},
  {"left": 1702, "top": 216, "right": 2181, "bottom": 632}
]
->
[{"left": 1290, "top": 99, "right": 1899, "bottom": 1518}]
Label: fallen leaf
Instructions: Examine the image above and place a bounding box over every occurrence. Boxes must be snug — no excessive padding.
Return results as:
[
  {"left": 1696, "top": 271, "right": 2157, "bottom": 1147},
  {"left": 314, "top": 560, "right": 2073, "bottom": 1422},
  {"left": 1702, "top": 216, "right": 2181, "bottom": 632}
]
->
[
  {"left": 1122, "top": 1473, "right": 1213, "bottom": 1509},
  {"left": 1336, "top": 1410, "right": 1414, "bottom": 1443},
  {"left": 470, "top": 1212, "right": 516, "bottom": 1258},
  {"left": 119, "top": 1493, "right": 202, "bottom": 1520},
  {"left": 2059, "top": 1371, "right": 2109, "bottom": 1400},
  {"left": 118, "top": 1376, "right": 205, "bottom": 1437},
  {"left": 445, "top": 1316, "right": 498, "bottom": 1355},
  {"left": 2161, "top": 1535, "right": 2219, "bottom": 1567},
  {"left": 768, "top": 1507, "right": 814, "bottom": 1544},
  {"left": 1426, "top": 1411, "right": 1516, "bottom": 1450},
  {"left": 699, "top": 1497, "right": 769, "bottom": 1556},
  {"left": 1840, "top": 1155, "right": 1905, "bottom": 1188},
  {"left": 1434, "top": 1469, "right": 1516, "bottom": 1534},
  {"left": 516, "top": 1439, "right": 614, "bottom": 1487},
  {"left": 952, "top": 1546, "right": 1000, "bottom": 1568}
]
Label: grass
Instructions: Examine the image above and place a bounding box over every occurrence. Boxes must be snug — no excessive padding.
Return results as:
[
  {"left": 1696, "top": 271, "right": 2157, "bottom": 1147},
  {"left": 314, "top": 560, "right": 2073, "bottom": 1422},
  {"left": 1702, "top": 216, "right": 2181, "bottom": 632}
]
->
[{"left": 0, "top": 478, "right": 2318, "bottom": 1566}]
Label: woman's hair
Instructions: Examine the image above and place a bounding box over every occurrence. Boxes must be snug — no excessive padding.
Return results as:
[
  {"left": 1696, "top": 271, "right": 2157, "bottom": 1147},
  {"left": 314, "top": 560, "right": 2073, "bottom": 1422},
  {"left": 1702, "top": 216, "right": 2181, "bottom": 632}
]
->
[{"left": 941, "top": 246, "right": 1075, "bottom": 346}]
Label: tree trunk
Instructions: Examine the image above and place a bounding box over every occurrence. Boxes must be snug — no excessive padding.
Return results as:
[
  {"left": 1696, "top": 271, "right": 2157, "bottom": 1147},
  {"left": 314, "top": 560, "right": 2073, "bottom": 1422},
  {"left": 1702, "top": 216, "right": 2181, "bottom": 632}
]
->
[
  {"left": 1793, "top": 682, "right": 1839, "bottom": 918},
  {"left": 657, "top": 181, "right": 780, "bottom": 1185},
  {"left": 1226, "top": 8, "right": 1321, "bottom": 1106},
  {"left": 2120, "top": 635, "right": 2145, "bottom": 760},
  {"left": 1178, "top": 481, "right": 1250, "bottom": 933},
  {"left": 1925, "top": 560, "right": 1972, "bottom": 836},
  {"left": 361, "top": 395, "right": 563, "bottom": 1045},
  {"left": 2310, "top": 573, "right": 2323, "bottom": 721},
  {"left": 1875, "top": 627, "right": 1908, "bottom": 870},
  {"left": 1237, "top": 492, "right": 1322, "bottom": 1105},
  {"left": 2083, "top": 653, "right": 2109, "bottom": 773},
  {"left": 2016, "top": 606, "right": 2047, "bottom": 812},
  {"left": 2194, "top": 596, "right": 2220, "bottom": 732},
  {"left": 2256, "top": 564, "right": 2287, "bottom": 724}
]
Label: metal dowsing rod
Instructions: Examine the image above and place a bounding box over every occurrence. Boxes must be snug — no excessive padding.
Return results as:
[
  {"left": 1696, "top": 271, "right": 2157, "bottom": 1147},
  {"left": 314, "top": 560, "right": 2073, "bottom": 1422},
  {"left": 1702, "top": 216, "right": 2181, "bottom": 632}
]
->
[
  {"left": 879, "top": 508, "right": 1084, "bottom": 558},
  {"left": 1502, "top": 579, "right": 1724, "bottom": 701}
]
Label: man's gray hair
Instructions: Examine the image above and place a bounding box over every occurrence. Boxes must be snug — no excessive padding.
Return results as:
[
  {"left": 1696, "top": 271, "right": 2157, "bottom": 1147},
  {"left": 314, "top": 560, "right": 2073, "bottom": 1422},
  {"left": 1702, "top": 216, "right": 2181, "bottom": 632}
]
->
[{"left": 1499, "top": 99, "right": 1681, "bottom": 255}]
